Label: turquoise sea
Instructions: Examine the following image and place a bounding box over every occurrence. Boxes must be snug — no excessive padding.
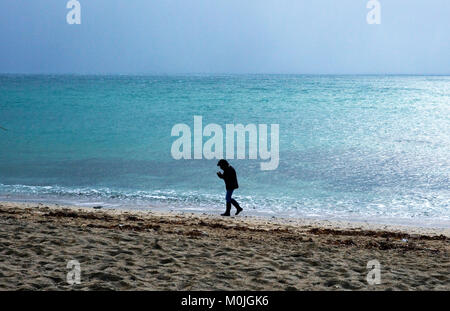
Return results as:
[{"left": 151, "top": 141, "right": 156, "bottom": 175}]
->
[{"left": 0, "top": 75, "right": 449, "bottom": 227}]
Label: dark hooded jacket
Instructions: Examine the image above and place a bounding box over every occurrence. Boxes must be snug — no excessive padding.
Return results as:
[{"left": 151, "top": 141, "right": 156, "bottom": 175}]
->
[{"left": 221, "top": 165, "right": 239, "bottom": 190}]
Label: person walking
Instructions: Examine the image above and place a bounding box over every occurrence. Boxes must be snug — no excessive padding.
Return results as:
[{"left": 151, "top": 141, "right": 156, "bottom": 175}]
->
[{"left": 217, "top": 159, "right": 242, "bottom": 216}]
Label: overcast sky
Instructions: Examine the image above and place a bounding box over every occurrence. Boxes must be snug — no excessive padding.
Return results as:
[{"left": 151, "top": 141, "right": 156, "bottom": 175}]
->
[{"left": 0, "top": 0, "right": 449, "bottom": 74}]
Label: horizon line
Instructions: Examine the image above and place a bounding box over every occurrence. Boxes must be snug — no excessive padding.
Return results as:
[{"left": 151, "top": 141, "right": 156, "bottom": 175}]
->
[{"left": 1, "top": 72, "right": 449, "bottom": 76}]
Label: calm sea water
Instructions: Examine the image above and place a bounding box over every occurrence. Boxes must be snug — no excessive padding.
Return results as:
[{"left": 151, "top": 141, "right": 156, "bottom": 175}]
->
[{"left": 0, "top": 75, "right": 449, "bottom": 227}]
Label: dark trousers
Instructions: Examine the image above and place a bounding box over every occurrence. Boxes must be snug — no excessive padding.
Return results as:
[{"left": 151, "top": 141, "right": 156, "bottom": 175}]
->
[{"left": 225, "top": 189, "right": 240, "bottom": 211}]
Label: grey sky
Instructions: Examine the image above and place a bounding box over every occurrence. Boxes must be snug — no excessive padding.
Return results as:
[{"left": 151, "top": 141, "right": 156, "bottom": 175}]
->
[{"left": 0, "top": 0, "right": 449, "bottom": 74}]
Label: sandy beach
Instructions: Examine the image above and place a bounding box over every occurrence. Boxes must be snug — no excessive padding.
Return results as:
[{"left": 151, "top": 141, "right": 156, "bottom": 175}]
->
[{"left": 0, "top": 201, "right": 448, "bottom": 291}]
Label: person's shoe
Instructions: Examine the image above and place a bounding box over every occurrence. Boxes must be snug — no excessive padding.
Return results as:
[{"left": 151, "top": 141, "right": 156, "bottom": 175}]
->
[
  {"left": 221, "top": 202, "right": 231, "bottom": 216},
  {"left": 235, "top": 207, "right": 243, "bottom": 216}
]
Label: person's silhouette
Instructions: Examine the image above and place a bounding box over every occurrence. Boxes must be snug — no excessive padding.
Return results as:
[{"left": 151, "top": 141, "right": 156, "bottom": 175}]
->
[{"left": 217, "top": 159, "right": 242, "bottom": 216}]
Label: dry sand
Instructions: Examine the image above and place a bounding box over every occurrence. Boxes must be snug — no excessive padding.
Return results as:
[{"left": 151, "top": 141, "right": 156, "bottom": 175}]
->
[{"left": 0, "top": 201, "right": 448, "bottom": 291}]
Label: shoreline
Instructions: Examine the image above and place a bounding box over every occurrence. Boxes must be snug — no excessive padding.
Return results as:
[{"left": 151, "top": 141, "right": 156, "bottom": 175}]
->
[
  {"left": 1, "top": 194, "right": 449, "bottom": 230},
  {"left": 1, "top": 201, "right": 448, "bottom": 290},
  {"left": 5, "top": 199, "right": 450, "bottom": 236}
]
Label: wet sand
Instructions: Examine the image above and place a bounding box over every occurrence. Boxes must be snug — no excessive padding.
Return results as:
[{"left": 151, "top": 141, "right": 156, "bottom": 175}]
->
[{"left": 0, "top": 201, "right": 448, "bottom": 290}]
